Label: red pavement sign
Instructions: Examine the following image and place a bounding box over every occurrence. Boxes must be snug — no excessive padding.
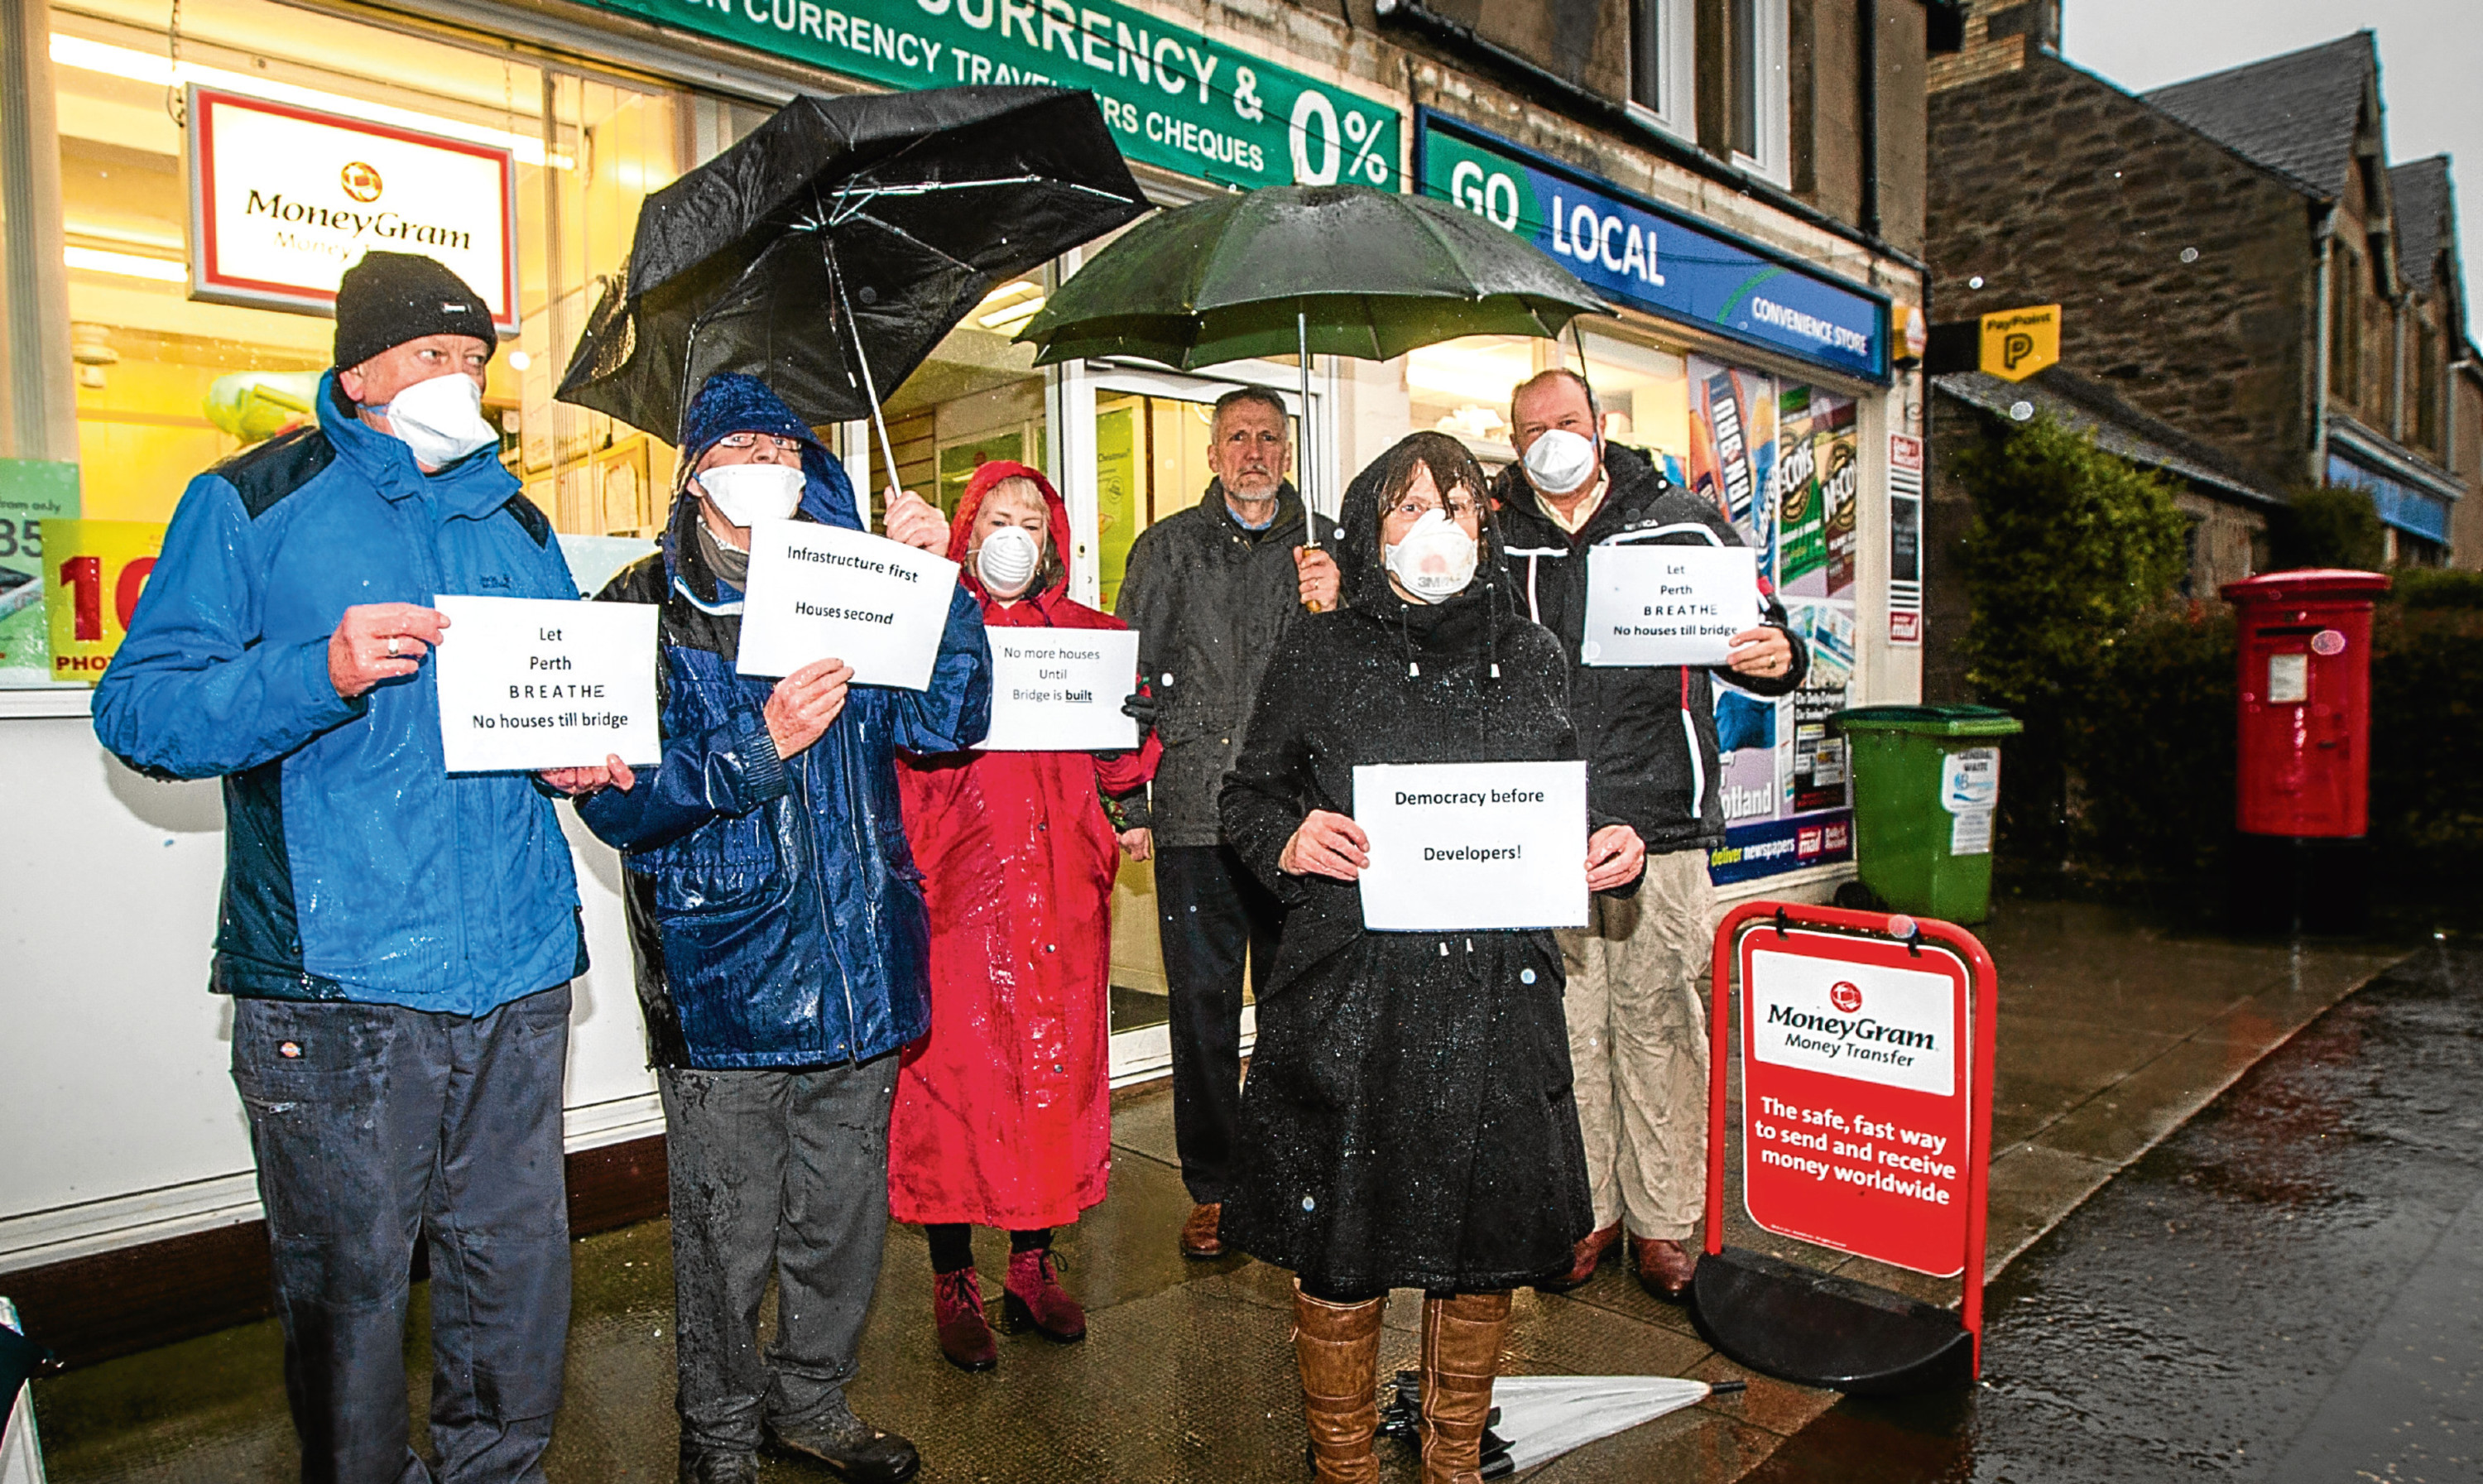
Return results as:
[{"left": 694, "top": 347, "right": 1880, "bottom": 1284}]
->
[{"left": 1692, "top": 901, "right": 2000, "bottom": 1390}]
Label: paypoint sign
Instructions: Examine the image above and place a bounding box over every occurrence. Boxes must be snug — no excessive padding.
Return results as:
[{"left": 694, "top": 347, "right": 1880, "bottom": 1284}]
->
[{"left": 1740, "top": 927, "right": 1973, "bottom": 1276}]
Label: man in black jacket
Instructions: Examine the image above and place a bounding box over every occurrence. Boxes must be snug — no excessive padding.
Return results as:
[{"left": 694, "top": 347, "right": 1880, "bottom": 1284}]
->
[
  {"left": 1116, "top": 387, "right": 1340, "bottom": 1259},
  {"left": 1491, "top": 368, "right": 1808, "bottom": 1300}
]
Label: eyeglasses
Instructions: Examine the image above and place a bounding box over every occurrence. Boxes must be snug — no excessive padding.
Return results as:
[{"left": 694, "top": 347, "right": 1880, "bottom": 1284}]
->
[
  {"left": 1391, "top": 493, "right": 1482, "bottom": 521},
  {"left": 714, "top": 432, "right": 803, "bottom": 454}
]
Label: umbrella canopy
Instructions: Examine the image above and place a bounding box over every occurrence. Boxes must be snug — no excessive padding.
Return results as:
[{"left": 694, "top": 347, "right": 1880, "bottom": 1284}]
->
[
  {"left": 558, "top": 87, "right": 1148, "bottom": 446},
  {"left": 1013, "top": 184, "right": 1611, "bottom": 371}
]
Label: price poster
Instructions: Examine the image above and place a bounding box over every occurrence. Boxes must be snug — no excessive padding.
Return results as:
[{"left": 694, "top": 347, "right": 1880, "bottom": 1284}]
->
[
  {"left": 979, "top": 629, "right": 1141, "bottom": 752},
  {"left": 42, "top": 519, "right": 166, "bottom": 684},
  {"left": 1352, "top": 760, "right": 1587, "bottom": 931},
  {"left": 736, "top": 521, "right": 960, "bottom": 689},
  {"left": 431, "top": 595, "right": 660, "bottom": 772}
]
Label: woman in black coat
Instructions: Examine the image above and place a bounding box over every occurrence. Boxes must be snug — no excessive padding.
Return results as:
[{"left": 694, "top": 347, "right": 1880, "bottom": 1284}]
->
[{"left": 1219, "top": 432, "right": 1647, "bottom": 1484}]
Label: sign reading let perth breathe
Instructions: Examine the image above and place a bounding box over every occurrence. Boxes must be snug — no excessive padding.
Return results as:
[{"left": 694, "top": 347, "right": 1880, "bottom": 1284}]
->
[{"left": 584, "top": 0, "right": 1400, "bottom": 192}]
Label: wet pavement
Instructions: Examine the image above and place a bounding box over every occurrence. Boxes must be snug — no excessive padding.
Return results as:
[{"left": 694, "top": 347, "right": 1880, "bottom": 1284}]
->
[
  {"left": 1744, "top": 937, "right": 2481, "bottom": 1484},
  {"left": 22, "top": 901, "right": 2417, "bottom": 1482}
]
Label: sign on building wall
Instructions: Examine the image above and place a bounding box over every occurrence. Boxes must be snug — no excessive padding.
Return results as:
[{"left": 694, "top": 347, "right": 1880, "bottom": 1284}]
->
[
  {"left": 580, "top": 0, "right": 1400, "bottom": 193},
  {"left": 1887, "top": 433, "right": 1923, "bottom": 646},
  {"left": 1415, "top": 110, "right": 1889, "bottom": 382},
  {"left": 186, "top": 87, "right": 521, "bottom": 331}
]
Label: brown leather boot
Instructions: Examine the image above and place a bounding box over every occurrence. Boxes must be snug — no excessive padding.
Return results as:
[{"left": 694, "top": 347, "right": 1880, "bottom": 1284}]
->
[
  {"left": 1293, "top": 1285, "right": 1385, "bottom": 1484},
  {"left": 1419, "top": 1290, "right": 1511, "bottom": 1484}
]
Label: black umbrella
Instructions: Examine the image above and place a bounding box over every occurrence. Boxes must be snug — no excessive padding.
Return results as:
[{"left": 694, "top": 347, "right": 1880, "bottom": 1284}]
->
[{"left": 558, "top": 87, "right": 1149, "bottom": 477}]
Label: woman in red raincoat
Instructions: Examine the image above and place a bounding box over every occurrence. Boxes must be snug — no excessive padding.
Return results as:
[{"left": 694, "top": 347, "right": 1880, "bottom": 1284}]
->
[{"left": 892, "top": 461, "right": 1160, "bottom": 1372}]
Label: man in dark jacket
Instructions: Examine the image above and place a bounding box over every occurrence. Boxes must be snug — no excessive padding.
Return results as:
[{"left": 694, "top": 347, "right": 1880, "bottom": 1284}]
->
[
  {"left": 1491, "top": 368, "right": 1807, "bottom": 1301},
  {"left": 1114, "top": 387, "right": 1339, "bottom": 1259},
  {"left": 577, "top": 374, "right": 988, "bottom": 1484},
  {"left": 94, "top": 252, "right": 619, "bottom": 1484}
]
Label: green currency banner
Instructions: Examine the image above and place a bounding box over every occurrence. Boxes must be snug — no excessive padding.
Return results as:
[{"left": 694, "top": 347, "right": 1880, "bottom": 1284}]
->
[{"left": 586, "top": 0, "right": 1401, "bottom": 192}]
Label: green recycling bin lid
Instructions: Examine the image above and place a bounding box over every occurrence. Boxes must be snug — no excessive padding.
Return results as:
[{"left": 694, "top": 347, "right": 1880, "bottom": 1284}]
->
[{"left": 1830, "top": 704, "right": 2024, "bottom": 737}]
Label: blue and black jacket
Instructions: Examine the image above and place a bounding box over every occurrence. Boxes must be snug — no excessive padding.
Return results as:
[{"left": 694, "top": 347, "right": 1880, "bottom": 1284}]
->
[{"left": 94, "top": 372, "right": 586, "bottom": 1014}]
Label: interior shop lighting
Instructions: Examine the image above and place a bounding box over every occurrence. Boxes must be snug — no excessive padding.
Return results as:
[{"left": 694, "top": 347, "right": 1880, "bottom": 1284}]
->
[
  {"left": 973, "top": 280, "right": 1045, "bottom": 335},
  {"left": 50, "top": 34, "right": 574, "bottom": 169},
  {"left": 64, "top": 245, "right": 188, "bottom": 282},
  {"left": 1405, "top": 344, "right": 1538, "bottom": 408}
]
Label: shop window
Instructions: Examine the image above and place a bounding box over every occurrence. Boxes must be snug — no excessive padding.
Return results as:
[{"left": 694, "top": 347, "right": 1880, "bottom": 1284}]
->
[
  {"left": 1405, "top": 334, "right": 1554, "bottom": 462},
  {"left": 1725, "top": 0, "right": 1790, "bottom": 185},
  {"left": 1628, "top": 0, "right": 1695, "bottom": 139},
  {"left": 858, "top": 268, "right": 1049, "bottom": 531}
]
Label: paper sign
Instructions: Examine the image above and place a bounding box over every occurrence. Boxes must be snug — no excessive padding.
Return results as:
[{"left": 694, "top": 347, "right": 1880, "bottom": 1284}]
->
[
  {"left": 43, "top": 519, "right": 166, "bottom": 684},
  {"left": 1353, "top": 760, "right": 1588, "bottom": 931},
  {"left": 979, "top": 629, "right": 1141, "bottom": 752},
  {"left": 736, "top": 521, "right": 960, "bottom": 689},
  {"left": 432, "top": 595, "right": 659, "bottom": 772},
  {"left": 1580, "top": 544, "right": 1763, "bottom": 668}
]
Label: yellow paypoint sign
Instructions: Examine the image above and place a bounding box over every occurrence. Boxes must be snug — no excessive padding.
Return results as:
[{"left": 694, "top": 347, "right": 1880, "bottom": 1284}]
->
[{"left": 1979, "top": 305, "right": 2060, "bottom": 382}]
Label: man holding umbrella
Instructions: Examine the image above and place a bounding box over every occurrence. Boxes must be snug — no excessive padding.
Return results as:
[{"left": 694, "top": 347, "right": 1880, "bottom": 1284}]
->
[
  {"left": 1491, "top": 368, "right": 1806, "bottom": 1301},
  {"left": 1114, "top": 387, "right": 1338, "bottom": 1259}
]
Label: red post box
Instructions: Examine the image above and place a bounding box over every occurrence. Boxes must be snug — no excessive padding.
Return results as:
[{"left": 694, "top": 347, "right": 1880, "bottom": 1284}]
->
[{"left": 2217, "top": 568, "right": 2389, "bottom": 932}]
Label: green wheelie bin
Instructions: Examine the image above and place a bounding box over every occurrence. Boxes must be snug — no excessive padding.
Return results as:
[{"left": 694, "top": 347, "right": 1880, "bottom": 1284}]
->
[{"left": 1830, "top": 704, "right": 2024, "bottom": 924}]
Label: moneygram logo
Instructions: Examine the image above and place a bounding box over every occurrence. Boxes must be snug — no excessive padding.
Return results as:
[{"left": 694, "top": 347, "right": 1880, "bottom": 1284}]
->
[
  {"left": 1830, "top": 981, "right": 1862, "bottom": 1014},
  {"left": 339, "top": 161, "right": 384, "bottom": 204}
]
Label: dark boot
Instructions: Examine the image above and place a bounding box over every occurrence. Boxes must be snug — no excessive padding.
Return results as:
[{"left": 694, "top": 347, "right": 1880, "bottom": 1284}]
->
[
  {"left": 1293, "top": 1285, "right": 1385, "bottom": 1484},
  {"left": 1001, "top": 1247, "right": 1087, "bottom": 1342},
  {"left": 1419, "top": 1291, "right": 1511, "bottom": 1484},
  {"left": 933, "top": 1268, "right": 999, "bottom": 1371}
]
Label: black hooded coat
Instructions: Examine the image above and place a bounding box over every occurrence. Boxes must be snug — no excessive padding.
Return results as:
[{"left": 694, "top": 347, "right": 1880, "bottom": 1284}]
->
[{"left": 1216, "top": 456, "right": 1616, "bottom": 1294}]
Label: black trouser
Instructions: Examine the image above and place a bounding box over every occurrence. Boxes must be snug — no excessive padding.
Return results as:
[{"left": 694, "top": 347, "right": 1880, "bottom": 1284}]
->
[
  {"left": 232, "top": 985, "right": 574, "bottom": 1484},
  {"left": 1153, "top": 843, "right": 1283, "bottom": 1205}
]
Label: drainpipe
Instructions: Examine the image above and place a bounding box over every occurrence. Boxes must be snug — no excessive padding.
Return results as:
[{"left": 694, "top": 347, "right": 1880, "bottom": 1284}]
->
[
  {"left": 2389, "top": 293, "right": 2406, "bottom": 442},
  {"left": 1857, "top": 0, "right": 1880, "bottom": 243},
  {"left": 2310, "top": 204, "right": 2335, "bottom": 487}
]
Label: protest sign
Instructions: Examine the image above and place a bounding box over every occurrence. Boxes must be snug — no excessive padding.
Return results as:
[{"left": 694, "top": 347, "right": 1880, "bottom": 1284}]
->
[
  {"left": 1581, "top": 543, "right": 1762, "bottom": 669},
  {"left": 736, "top": 521, "right": 959, "bottom": 689},
  {"left": 1352, "top": 760, "right": 1587, "bottom": 931},
  {"left": 432, "top": 595, "right": 659, "bottom": 772},
  {"left": 980, "top": 628, "right": 1141, "bottom": 752}
]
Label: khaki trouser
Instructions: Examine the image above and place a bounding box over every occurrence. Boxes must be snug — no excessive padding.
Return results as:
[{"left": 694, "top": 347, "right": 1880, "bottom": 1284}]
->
[{"left": 1556, "top": 849, "right": 1717, "bottom": 1242}]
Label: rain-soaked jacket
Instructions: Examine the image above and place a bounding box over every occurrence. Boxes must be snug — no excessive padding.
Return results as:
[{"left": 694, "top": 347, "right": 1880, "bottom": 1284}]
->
[
  {"left": 887, "top": 462, "right": 1160, "bottom": 1228},
  {"left": 576, "top": 375, "right": 992, "bottom": 1069},
  {"left": 94, "top": 371, "right": 584, "bottom": 1014},
  {"left": 1217, "top": 444, "right": 1614, "bottom": 1294}
]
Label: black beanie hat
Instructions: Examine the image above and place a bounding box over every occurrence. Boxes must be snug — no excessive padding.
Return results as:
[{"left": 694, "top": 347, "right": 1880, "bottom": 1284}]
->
[{"left": 332, "top": 252, "right": 498, "bottom": 371}]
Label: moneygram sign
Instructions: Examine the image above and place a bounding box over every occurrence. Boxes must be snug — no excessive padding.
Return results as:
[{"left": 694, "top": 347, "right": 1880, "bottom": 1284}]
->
[
  {"left": 1415, "top": 110, "right": 1886, "bottom": 382},
  {"left": 187, "top": 88, "right": 519, "bottom": 332},
  {"left": 581, "top": 0, "right": 1400, "bottom": 193}
]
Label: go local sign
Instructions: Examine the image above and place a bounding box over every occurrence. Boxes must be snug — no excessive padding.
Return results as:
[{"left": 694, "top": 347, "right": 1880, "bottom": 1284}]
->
[
  {"left": 186, "top": 87, "right": 520, "bottom": 332},
  {"left": 587, "top": 0, "right": 1400, "bottom": 192},
  {"left": 1415, "top": 110, "right": 1887, "bottom": 381}
]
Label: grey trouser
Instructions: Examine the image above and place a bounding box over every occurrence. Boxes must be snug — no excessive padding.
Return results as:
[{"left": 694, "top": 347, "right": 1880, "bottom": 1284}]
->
[
  {"left": 233, "top": 985, "right": 574, "bottom": 1484},
  {"left": 659, "top": 1056, "right": 898, "bottom": 1455},
  {"left": 1556, "top": 851, "right": 1717, "bottom": 1241}
]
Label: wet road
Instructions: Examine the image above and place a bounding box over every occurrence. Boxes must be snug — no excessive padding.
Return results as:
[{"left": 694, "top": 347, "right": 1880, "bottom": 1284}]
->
[{"left": 1746, "top": 939, "right": 2481, "bottom": 1483}]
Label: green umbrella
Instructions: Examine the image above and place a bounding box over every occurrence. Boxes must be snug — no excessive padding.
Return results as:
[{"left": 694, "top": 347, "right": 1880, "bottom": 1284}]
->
[{"left": 1016, "top": 183, "right": 1611, "bottom": 547}]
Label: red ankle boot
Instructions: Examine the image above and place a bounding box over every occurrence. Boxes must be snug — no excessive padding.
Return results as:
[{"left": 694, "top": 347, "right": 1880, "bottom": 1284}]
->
[
  {"left": 1001, "top": 1247, "right": 1087, "bottom": 1342},
  {"left": 933, "top": 1268, "right": 998, "bottom": 1371}
]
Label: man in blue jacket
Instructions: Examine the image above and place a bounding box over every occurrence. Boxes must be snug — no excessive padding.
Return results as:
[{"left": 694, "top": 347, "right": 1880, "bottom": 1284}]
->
[
  {"left": 577, "top": 373, "right": 988, "bottom": 1484},
  {"left": 94, "top": 252, "right": 622, "bottom": 1483}
]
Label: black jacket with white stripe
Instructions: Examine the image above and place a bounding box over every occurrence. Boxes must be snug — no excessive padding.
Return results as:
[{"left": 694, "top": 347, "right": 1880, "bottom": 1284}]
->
[{"left": 1489, "top": 442, "right": 1806, "bottom": 857}]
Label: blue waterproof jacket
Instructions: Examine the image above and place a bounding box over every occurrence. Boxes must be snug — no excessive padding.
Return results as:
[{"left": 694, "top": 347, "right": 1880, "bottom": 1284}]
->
[
  {"left": 94, "top": 372, "right": 586, "bottom": 1014},
  {"left": 577, "top": 376, "right": 991, "bottom": 1070}
]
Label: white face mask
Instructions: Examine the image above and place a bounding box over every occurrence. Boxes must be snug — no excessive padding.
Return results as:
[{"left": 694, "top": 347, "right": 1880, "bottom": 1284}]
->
[
  {"left": 1521, "top": 426, "right": 1601, "bottom": 497},
  {"left": 379, "top": 372, "right": 499, "bottom": 468},
  {"left": 694, "top": 461, "right": 806, "bottom": 528},
  {"left": 975, "top": 524, "right": 1042, "bottom": 598},
  {"left": 1383, "top": 508, "right": 1481, "bottom": 603}
]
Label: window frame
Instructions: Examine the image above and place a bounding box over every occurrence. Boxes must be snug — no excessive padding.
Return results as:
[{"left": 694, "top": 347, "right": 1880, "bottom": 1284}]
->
[
  {"left": 1626, "top": 0, "right": 1697, "bottom": 142},
  {"left": 1727, "top": 0, "right": 1792, "bottom": 187}
]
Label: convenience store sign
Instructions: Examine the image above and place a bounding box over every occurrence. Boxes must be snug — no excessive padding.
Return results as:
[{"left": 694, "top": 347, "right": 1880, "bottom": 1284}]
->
[
  {"left": 1415, "top": 111, "right": 1886, "bottom": 381},
  {"left": 588, "top": 0, "right": 1400, "bottom": 193}
]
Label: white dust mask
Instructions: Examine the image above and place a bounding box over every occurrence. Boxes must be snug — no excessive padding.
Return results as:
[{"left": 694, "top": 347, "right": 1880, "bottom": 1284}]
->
[
  {"left": 1384, "top": 508, "right": 1480, "bottom": 603},
  {"left": 976, "top": 525, "right": 1042, "bottom": 597},
  {"left": 1521, "top": 427, "right": 1600, "bottom": 497},
  {"left": 695, "top": 462, "right": 806, "bottom": 528},
  {"left": 379, "top": 372, "right": 499, "bottom": 468}
]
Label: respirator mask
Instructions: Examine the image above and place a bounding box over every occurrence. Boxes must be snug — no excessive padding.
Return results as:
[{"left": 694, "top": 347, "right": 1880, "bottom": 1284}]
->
[
  {"left": 1383, "top": 508, "right": 1481, "bottom": 603},
  {"left": 694, "top": 462, "right": 807, "bottom": 527},
  {"left": 1520, "top": 427, "right": 1600, "bottom": 497},
  {"left": 377, "top": 373, "right": 500, "bottom": 468},
  {"left": 975, "top": 525, "right": 1043, "bottom": 598}
]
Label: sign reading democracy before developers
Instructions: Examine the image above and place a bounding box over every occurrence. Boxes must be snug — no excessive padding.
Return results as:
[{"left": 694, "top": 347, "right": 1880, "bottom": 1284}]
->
[
  {"left": 736, "top": 521, "right": 960, "bottom": 689},
  {"left": 431, "top": 595, "right": 658, "bottom": 773},
  {"left": 1739, "top": 929, "right": 1974, "bottom": 1277},
  {"left": 1352, "top": 760, "right": 1587, "bottom": 931},
  {"left": 979, "top": 629, "right": 1141, "bottom": 752},
  {"left": 1581, "top": 544, "right": 1763, "bottom": 668}
]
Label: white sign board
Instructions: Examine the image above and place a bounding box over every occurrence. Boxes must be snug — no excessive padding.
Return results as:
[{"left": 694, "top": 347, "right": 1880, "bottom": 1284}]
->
[
  {"left": 431, "top": 595, "right": 659, "bottom": 773},
  {"left": 736, "top": 521, "right": 961, "bottom": 689},
  {"left": 1746, "top": 946, "right": 1960, "bottom": 1096},
  {"left": 1353, "top": 761, "right": 1588, "bottom": 931},
  {"left": 1940, "top": 747, "right": 1999, "bottom": 857},
  {"left": 979, "top": 629, "right": 1141, "bottom": 752},
  {"left": 1580, "top": 544, "right": 1763, "bottom": 668},
  {"left": 186, "top": 86, "right": 519, "bottom": 329}
]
